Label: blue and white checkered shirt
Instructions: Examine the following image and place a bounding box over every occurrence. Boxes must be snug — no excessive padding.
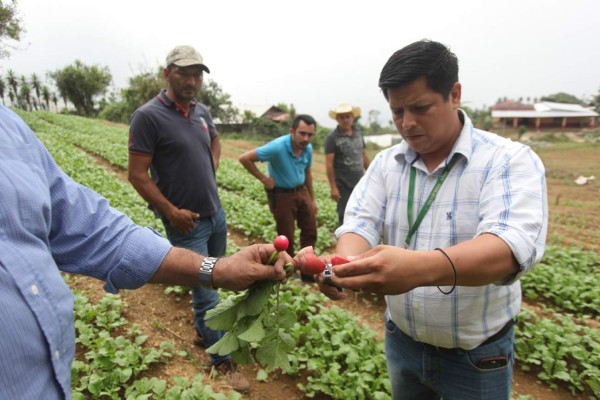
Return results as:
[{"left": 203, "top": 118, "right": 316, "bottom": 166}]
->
[
  {"left": 337, "top": 111, "right": 548, "bottom": 349},
  {"left": 0, "top": 105, "right": 172, "bottom": 399}
]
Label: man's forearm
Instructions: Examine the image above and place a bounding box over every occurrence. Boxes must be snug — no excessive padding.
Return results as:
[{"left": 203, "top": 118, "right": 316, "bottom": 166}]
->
[
  {"left": 337, "top": 233, "right": 372, "bottom": 256},
  {"left": 129, "top": 175, "right": 176, "bottom": 218},
  {"left": 211, "top": 135, "right": 221, "bottom": 170},
  {"left": 240, "top": 158, "right": 267, "bottom": 184}
]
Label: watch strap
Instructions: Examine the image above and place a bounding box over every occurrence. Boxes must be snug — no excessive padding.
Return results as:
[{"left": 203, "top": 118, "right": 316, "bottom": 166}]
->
[{"left": 199, "top": 257, "right": 219, "bottom": 289}]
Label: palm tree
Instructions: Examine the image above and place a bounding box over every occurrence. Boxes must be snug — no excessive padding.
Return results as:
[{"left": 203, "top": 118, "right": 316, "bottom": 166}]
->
[
  {"left": 52, "top": 93, "right": 58, "bottom": 112},
  {"left": 6, "top": 69, "right": 18, "bottom": 105},
  {"left": 31, "top": 73, "right": 42, "bottom": 108},
  {"left": 0, "top": 79, "right": 6, "bottom": 105},
  {"left": 42, "top": 85, "right": 51, "bottom": 111},
  {"left": 19, "top": 75, "right": 31, "bottom": 110}
]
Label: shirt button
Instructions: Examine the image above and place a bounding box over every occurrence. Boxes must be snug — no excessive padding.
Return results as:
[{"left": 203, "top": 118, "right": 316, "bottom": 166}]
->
[
  {"left": 31, "top": 285, "right": 39, "bottom": 295},
  {"left": 413, "top": 304, "right": 420, "bottom": 311},
  {"left": 55, "top": 350, "right": 60, "bottom": 359}
]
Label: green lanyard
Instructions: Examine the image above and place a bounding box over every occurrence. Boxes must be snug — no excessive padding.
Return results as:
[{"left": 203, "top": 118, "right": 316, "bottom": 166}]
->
[{"left": 405, "top": 156, "right": 459, "bottom": 249}]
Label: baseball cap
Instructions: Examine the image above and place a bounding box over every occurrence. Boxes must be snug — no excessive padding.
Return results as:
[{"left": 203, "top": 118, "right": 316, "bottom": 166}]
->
[{"left": 165, "top": 45, "right": 210, "bottom": 73}]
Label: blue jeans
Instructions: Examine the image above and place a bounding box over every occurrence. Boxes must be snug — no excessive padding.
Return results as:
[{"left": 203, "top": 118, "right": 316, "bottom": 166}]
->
[
  {"left": 163, "top": 207, "right": 228, "bottom": 366},
  {"left": 384, "top": 315, "right": 514, "bottom": 400}
]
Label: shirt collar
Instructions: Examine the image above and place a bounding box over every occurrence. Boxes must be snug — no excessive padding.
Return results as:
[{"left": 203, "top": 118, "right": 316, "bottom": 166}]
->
[
  {"left": 395, "top": 109, "right": 473, "bottom": 167},
  {"left": 157, "top": 89, "right": 196, "bottom": 116}
]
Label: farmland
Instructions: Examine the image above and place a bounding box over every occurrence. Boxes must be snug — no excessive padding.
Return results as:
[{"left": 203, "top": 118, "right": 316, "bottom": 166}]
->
[{"left": 14, "top": 110, "right": 600, "bottom": 400}]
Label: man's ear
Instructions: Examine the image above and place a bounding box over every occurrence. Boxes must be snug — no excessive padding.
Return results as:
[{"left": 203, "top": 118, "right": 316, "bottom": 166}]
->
[
  {"left": 162, "top": 67, "right": 170, "bottom": 79},
  {"left": 450, "top": 82, "right": 462, "bottom": 109}
]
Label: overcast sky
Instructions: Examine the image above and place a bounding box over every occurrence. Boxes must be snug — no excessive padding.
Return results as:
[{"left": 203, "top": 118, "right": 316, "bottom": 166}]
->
[{"left": 3, "top": 0, "right": 599, "bottom": 128}]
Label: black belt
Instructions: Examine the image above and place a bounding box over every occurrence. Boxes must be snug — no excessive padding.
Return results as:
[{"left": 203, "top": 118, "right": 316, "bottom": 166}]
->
[
  {"left": 480, "top": 318, "right": 516, "bottom": 347},
  {"left": 272, "top": 185, "right": 304, "bottom": 193}
]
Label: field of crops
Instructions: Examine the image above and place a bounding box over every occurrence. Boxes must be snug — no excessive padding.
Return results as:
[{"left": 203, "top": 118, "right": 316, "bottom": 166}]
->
[{"left": 14, "top": 110, "right": 600, "bottom": 400}]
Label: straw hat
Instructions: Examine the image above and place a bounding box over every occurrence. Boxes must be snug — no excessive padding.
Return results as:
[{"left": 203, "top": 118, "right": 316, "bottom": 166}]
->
[{"left": 329, "top": 102, "right": 361, "bottom": 120}]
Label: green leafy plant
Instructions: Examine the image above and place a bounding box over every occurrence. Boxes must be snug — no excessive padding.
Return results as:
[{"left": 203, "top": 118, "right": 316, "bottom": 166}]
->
[{"left": 205, "top": 239, "right": 296, "bottom": 372}]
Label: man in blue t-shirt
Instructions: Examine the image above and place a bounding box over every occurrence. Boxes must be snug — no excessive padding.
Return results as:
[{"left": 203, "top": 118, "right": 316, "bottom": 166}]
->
[{"left": 239, "top": 115, "right": 318, "bottom": 267}]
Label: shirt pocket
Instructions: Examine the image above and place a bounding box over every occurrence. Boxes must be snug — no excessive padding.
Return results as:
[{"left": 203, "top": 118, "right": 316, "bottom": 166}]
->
[{"left": 440, "top": 207, "right": 481, "bottom": 241}]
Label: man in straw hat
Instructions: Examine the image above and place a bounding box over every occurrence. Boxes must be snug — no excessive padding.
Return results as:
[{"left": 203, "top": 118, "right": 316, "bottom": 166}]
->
[
  {"left": 324, "top": 102, "right": 370, "bottom": 225},
  {"left": 128, "top": 45, "right": 249, "bottom": 393}
]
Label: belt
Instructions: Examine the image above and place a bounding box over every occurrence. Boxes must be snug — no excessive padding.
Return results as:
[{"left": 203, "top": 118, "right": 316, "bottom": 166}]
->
[
  {"left": 480, "top": 318, "right": 516, "bottom": 347},
  {"left": 272, "top": 185, "right": 304, "bottom": 193}
]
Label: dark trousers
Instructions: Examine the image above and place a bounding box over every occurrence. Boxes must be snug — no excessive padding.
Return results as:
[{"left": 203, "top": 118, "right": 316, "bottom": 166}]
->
[
  {"left": 266, "top": 186, "right": 317, "bottom": 256},
  {"left": 336, "top": 182, "right": 355, "bottom": 226}
]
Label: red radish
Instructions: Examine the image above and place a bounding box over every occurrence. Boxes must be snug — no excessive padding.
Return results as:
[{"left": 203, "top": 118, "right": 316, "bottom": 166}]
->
[
  {"left": 331, "top": 256, "right": 349, "bottom": 266},
  {"left": 303, "top": 256, "right": 326, "bottom": 274},
  {"left": 273, "top": 235, "right": 289, "bottom": 252}
]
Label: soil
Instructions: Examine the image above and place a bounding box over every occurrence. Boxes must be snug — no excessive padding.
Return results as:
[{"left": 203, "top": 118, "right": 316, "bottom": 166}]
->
[{"left": 74, "top": 135, "right": 599, "bottom": 400}]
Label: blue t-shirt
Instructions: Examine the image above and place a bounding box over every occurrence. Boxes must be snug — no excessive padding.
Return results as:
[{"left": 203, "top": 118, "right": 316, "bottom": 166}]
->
[{"left": 256, "top": 134, "right": 312, "bottom": 189}]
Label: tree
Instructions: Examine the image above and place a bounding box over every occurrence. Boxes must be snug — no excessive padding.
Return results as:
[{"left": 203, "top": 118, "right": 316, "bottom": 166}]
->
[
  {"left": 41, "top": 85, "right": 50, "bottom": 110},
  {"left": 50, "top": 60, "right": 112, "bottom": 116},
  {"left": 30, "top": 72, "right": 41, "bottom": 106},
  {"left": 197, "top": 79, "right": 238, "bottom": 124},
  {"left": 6, "top": 68, "right": 17, "bottom": 104},
  {"left": 99, "top": 66, "right": 163, "bottom": 123},
  {"left": 18, "top": 76, "right": 30, "bottom": 110},
  {"left": 0, "top": 0, "right": 24, "bottom": 59},
  {"left": 51, "top": 92, "right": 58, "bottom": 111},
  {"left": 590, "top": 87, "right": 600, "bottom": 114},
  {"left": 540, "top": 92, "right": 585, "bottom": 105},
  {"left": 0, "top": 77, "right": 5, "bottom": 104}
]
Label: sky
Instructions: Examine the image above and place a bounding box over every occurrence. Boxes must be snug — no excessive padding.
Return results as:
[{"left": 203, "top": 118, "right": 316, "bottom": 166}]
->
[{"left": 3, "top": 0, "right": 599, "bottom": 128}]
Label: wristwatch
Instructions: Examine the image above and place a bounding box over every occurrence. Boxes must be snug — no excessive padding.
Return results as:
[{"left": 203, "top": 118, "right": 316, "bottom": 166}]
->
[{"left": 199, "top": 257, "right": 219, "bottom": 289}]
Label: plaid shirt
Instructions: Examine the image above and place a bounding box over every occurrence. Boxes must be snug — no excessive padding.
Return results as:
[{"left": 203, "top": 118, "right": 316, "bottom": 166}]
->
[{"left": 337, "top": 111, "right": 548, "bottom": 349}]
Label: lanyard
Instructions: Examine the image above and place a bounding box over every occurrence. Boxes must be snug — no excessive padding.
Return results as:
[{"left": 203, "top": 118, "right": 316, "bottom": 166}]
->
[{"left": 405, "top": 156, "right": 458, "bottom": 249}]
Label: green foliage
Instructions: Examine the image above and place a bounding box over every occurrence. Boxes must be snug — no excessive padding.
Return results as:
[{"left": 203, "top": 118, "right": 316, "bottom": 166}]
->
[
  {"left": 197, "top": 79, "right": 238, "bottom": 124},
  {"left": 283, "top": 284, "right": 392, "bottom": 399},
  {"left": 205, "top": 255, "right": 296, "bottom": 372},
  {"left": 591, "top": 86, "right": 600, "bottom": 114},
  {"left": 521, "top": 245, "right": 599, "bottom": 319},
  {"left": 99, "top": 66, "right": 163, "bottom": 123},
  {"left": 540, "top": 92, "right": 586, "bottom": 105},
  {"left": 516, "top": 307, "right": 600, "bottom": 396},
  {"left": 50, "top": 60, "right": 112, "bottom": 116},
  {"left": 70, "top": 291, "right": 176, "bottom": 399},
  {"left": 0, "top": 0, "right": 24, "bottom": 58}
]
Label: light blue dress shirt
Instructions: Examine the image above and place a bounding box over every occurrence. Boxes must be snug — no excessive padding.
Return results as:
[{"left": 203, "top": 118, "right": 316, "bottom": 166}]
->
[
  {"left": 0, "top": 106, "right": 172, "bottom": 399},
  {"left": 338, "top": 111, "right": 548, "bottom": 349}
]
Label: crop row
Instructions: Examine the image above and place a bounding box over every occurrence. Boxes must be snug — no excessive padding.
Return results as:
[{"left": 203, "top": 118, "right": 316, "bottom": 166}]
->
[
  {"left": 16, "top": 110, "right": 600, "bottom": 398},
  {"left": 25, "top": 111, "right": 338, "bottom": 252}
]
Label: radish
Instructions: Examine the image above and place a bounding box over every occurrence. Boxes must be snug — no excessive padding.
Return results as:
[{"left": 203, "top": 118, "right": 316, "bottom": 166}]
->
[
  {"left": 267, "top": 235, "right": 289, "bottom": 265},
  {"left": 303, "top": 255, "right": 326, "bottom": 274},
  {"left": 273, "top": 235, "right": 289, "bottom": 252},
  {"left": 331, "top": 256, "right": 349, "bottom": 266}
]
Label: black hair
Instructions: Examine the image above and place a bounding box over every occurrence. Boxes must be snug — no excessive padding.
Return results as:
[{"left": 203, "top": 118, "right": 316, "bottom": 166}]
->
[
  {"left": 291, "top": 114, "right": 317, "bottom": 129},
  {"left": 378, "top": 39, "right": 459, "bottom": 101}
]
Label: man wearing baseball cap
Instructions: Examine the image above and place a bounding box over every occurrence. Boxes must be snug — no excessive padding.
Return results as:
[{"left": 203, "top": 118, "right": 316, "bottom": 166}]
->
[
  {"left": 128, "top": 45, "right": 249, "bottom": 393},
  {"left": 324, "top": 102, "right": 370, "bottom": 225}
]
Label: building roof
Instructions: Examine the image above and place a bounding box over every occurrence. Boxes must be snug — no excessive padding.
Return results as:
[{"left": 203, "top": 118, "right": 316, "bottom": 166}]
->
[
  {"left": 491, "top": 101, "right": 599, "bottom": 118},
  {"left": 491, "top": 100, "right": 535, "bottom": 111}
]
